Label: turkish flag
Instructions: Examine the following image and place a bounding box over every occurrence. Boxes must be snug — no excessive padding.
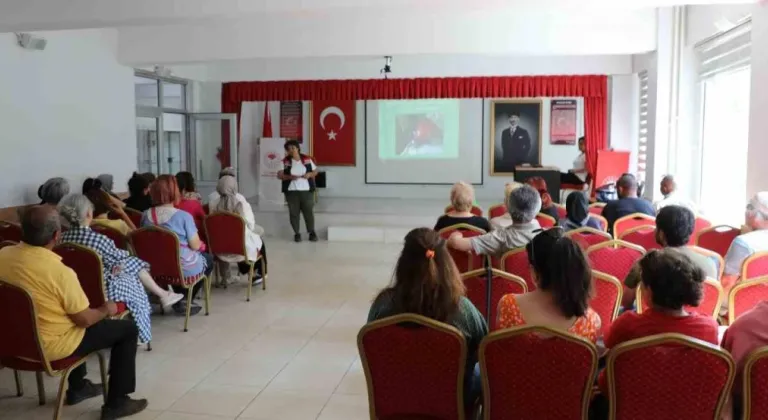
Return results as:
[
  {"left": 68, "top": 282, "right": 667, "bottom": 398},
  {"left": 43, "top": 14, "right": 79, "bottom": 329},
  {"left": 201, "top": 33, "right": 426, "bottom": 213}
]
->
[{"left": 311, "top": 100, "right": 355, "bottom": 166}]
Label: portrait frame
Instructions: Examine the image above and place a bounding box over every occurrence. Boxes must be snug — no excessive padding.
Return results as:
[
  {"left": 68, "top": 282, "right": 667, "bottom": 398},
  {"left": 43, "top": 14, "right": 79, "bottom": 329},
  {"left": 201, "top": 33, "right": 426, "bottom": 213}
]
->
[{"left": 490, "top": 99, "right": 543, "bottom": 176}]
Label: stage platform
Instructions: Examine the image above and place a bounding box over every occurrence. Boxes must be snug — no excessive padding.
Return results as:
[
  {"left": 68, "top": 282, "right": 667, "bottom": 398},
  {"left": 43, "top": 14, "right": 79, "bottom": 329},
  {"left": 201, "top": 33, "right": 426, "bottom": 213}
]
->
[{"left": 250, "top": 197, "right": 502, "bottom": 244}]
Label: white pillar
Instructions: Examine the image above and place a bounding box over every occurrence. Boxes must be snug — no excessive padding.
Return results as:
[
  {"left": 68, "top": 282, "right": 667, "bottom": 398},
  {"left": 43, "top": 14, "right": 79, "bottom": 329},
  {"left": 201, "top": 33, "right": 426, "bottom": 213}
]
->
[{"left": 747, "top": 5, "right": 768, "bottom": 198}]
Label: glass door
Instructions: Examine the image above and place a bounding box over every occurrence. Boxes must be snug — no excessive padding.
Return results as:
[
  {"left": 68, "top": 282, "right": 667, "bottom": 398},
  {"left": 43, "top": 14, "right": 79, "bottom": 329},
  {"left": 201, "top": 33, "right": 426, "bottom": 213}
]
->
[
  {"left": 136, "top": 116, "right": 159, "bottom": 174},
  {"left": 189, "top": 113, "right": 238, "bottom": 195}
]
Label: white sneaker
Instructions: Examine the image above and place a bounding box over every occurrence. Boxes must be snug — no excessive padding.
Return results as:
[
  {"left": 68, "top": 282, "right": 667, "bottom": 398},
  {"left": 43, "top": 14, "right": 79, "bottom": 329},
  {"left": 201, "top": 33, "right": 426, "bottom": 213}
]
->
[{"left": 160, "top": 287, "right": 184, "bottom": 309}]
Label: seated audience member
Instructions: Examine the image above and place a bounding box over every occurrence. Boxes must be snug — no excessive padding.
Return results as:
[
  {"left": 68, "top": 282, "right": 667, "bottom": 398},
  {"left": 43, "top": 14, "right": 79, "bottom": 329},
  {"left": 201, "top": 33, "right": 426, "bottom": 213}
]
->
[
  {"left": 123, "top": 172, "right": 153, "bottom": 212},
  {"left": 143, "top": 175, "right": 213, "bottom": 315},
  {"left": 526, "top": 177, "right": 559, "bottom": 220},
  {"left": 497, "top": 228, "right": 601, "bottom": 342},
  {"left": 434, "top": 181, "right": 491, "bottom": 232},
  {"left": 559, "top": 192, "right": 603, "bottom": 232},
  {"left": 39, "top": 177, "right": 71, "bottom": 207},
  {"left": 207, "top": 167, "right": 237, "bottom": 203},
  {"left": 560, "top": 136, "right": 589, "bottom": 187},
  {"left": 606, "top": 249, "right": 719, "bottom": 349},
  {"left": 211, "top": 175, "right": 266, "bottom": 285},
  {"left": 83, "top": 178, "right": 136, "bottom": 235},
  {"left": 490, "top": 182, "right": 523, "bottom": 230},
  {"left": 0, "top": 206, "right": 147, "bottom": 418},
  {"left": 141, "top": 172, "right": 156, "bottom": 184},
  {"left": 722, "top": 192, "right": 768, "bottom": 292},
  {"left": 175, "top": 171, "right": 206, "bottom": 229},
  {"left": 97, "top": 173, "right": 124, "bottom": 202},
  {"left": 624, "top": 205, "right": 718, "bottom": 305},
  {"left": 208, "top": 167, "right": 265, "bottom": 236},
  {"left": 602, "top": 173, "right": 656, "bottom": 235},
  {"left": 448, "top": 185, "right": 541, "bottom": 257},
  {"left": 653, "top": 175, "right": 696, "bottom": 213},
  {"left": 59, "top": 194, "right": 184, "bottom": 341},
  {"left": 367, "top": 227, "right": 488, "bottom": 405}
]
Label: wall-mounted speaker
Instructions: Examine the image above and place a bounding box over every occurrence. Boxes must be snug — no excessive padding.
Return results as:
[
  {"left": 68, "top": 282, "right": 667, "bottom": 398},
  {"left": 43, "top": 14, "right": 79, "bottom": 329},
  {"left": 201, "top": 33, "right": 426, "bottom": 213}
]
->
[{"left": 16, "top": 33, "right": 47, "bottom": 51}]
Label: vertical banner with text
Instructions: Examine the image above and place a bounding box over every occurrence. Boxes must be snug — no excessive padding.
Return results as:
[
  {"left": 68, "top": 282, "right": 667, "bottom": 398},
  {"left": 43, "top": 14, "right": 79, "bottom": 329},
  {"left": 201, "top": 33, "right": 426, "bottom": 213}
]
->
[
  {"left": 258, "top": 137, "right": 287, "bottom": 206},
  {"left": 550, "top": 99, "right": 578, "bottom": 145},
  {"left": 280, "top": 101, "right": 303, "bottom": 143}
]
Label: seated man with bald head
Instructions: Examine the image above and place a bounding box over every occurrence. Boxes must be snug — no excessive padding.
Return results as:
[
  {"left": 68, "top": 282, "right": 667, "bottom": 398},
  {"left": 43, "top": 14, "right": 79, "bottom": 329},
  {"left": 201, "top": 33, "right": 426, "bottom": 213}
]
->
[
  {"left": 602, "top": 173, "right": 656, "bottom": 235},
  {"left": 0, "top": 206, "right": 147, "bottom": 419},
  {"left": 654, "top": 175, "right": 696, "bottom": 214}
]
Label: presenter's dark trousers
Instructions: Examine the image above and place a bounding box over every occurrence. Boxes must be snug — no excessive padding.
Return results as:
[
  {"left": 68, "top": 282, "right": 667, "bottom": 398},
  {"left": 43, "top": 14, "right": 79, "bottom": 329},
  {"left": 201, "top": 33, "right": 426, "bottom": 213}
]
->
[
  {"left": 285, "top": 191, "right": 315, "bottom": 234},
  {"left": 69, "top": 319, "right": 138, "bottom": 406},
  {"left": 560, "top": 172, "right": 586, "bottom": 186}
]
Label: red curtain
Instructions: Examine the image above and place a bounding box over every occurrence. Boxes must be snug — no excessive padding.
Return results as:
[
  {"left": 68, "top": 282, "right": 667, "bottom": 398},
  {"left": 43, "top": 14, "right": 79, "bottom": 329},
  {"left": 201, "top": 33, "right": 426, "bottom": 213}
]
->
[{"left": 221, "top": 75, "right": 608, "bottom": 171}]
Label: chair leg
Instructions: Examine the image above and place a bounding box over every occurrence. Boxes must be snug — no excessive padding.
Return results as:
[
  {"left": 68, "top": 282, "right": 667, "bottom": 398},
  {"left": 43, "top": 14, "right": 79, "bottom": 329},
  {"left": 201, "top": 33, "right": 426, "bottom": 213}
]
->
[
  {"left": 261, "top": 258, "right": 267, "bottom": 291},
  {"left": 36, "top": 371, "right": 45, "bottom": 405},
  {"left": 96, "top": 352, "right": 109, "bottom": 401},
  {"left": 183, "top": 285, "right": 193, "bottom": 332},
  {"left": 203, "top": 276, "right": 210, "bottom": 316},
  {"left": 54, "top": 368, "right": 73, "bottom": 420},
  {"left": 147, "top": 342, "right": 152, "bottom": 351},
  {"left": 246, "top": 263, "right": 254, "bottom": 302},
  {"left": 13, "top": 370, "right": 23, "bottom": 397}
]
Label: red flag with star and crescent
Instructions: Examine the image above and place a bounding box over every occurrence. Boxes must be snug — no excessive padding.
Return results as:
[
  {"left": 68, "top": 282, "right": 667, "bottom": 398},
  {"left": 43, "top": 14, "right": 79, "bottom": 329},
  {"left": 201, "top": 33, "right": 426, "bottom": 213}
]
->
[{"left": 311, "top": 100, "right": 356, "bottom": 166}]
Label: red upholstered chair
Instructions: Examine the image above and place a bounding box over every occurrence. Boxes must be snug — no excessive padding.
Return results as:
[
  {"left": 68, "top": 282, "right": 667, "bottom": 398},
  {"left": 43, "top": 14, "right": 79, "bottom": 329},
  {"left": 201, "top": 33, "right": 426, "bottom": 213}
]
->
[
  {"left": 728, "top": 277, "right": 768, "bottom": 324},
  {"left": 743, "top": 346, "right": 768, "bottom": 420},
  {"left": 203, "top": 204, "right": 210, "bottom": 214},
  {"left": 90, "top": 224, "right": 129, "bottom": 251},
  {"left": 535, "top": 213, "right": 556, "bottom": 229},
  {"left": 554, "top": 204, "right": 567, "bottom": 220},
  {"left": 613, "top": 213, "right": 656, "bottom": 239},
  {"left": 566, "top": 227, "right": 612, "bottom": 250},
  {"left": 689, "top": 246, "right": 725, "bottom": 280},
  {"left": 0, "top": 240, "right": 17, "bottom": 250},
  {"left": 689, "top": 216, "right": 713, "bottom": 245},
  {"left": 461, "top": 269, "right": 527, "bottom": 331},
  {"left": 0, "top": 221, "right": 22, "bottom": 242},
  {"left": 500, "top": 247, "right": 534, "bottom": 291},
  {"left": 439, "top": 224, "right": 486, "bottom": 273},
  {"left": 619, "top": 225, "right": 660, "bottom": 252},
  {"left": 204, "top": 212, "right": 267, "bottom": 301},
  {"left": 636, "top": 278, "right": 723, "bottom": 319},
  {"left": 124, "top": 207, "right": 143, "bottom": 228},
  {"left": 589, "top": 271, "right": 623, "bottom": 336},
  {"left": 605, "top": 334, "right": 735, "bottom": 420},
  {"left": 589, "top": 203, "right": 605, "bottom": 215},
  {"left": 586, "top": 240, "right": 645, "bottom": 308},
  {"left": 128, "top": 226, "right": 211, "bottom": 332},
  {"left": 592, "top": 214, "right": 609, "bottom": 232},
  {"left": 358, "top": 314, "right": 469, "bottom": 420},
  {"left": 742, "top": 252, "right": 768, "bottom": 283},
  {"left": 487, "top": 204, "right": 506, "bottom": 219},
  {"left": 480, "top": 326, "right": 598, "bottom": 420},
  {"left": 696, "top": 225, "right": 741, "bottom": 258},
  {"left": 0, "top": 280, "right": 109, "bottom": 420},
  {"left": 445, "top": 204, "right": 483, "bottom": 217}
]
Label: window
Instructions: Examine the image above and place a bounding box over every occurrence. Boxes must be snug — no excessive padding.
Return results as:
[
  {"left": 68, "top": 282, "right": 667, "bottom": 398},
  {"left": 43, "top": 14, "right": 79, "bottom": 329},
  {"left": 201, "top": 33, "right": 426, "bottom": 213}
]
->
[{"left": 637, "top": 71, "right": 649, "bottom": 185}]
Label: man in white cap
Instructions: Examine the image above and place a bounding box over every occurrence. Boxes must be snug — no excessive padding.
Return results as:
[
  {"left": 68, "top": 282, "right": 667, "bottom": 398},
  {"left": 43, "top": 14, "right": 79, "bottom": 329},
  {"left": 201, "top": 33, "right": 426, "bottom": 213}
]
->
[{"left": 723, "top": 192, "right": 768, "bottom": 292}]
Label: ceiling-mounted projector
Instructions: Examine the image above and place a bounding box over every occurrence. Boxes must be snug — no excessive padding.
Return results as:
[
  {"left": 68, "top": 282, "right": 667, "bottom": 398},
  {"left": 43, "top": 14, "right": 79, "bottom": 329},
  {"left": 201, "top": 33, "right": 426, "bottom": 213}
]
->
[{"left": 16, "top": 33, "right": 47, "bottom": 51}]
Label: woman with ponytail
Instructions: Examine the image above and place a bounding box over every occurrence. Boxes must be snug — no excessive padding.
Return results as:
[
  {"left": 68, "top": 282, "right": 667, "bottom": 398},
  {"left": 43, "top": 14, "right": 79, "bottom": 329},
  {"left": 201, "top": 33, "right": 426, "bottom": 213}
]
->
[
  {"left": 367, "top": 228, "right": 488, "bottom": 403},
  {"left": 497, "top": 228, "right": 601, "bottom": 343}
]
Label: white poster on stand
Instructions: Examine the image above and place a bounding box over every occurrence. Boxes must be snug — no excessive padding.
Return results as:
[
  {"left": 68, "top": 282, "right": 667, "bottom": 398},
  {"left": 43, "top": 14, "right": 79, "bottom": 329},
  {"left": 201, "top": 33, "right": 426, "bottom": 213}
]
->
[{"left": 258, "top": 137, "right": 286, "bottom": 209}]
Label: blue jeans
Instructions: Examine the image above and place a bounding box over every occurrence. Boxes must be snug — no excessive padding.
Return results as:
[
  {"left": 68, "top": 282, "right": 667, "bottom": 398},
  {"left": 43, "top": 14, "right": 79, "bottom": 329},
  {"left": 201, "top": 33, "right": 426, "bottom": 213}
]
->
[{"left": 466, "top": 363, "right": 482, "bottom": 406}]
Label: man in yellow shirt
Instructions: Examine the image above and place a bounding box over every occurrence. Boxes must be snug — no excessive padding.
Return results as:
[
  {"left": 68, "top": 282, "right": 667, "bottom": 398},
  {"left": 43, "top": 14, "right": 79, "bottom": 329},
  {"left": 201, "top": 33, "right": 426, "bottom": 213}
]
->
[{"left": 0, "top": 206, "right": 147, "bottom": 419}]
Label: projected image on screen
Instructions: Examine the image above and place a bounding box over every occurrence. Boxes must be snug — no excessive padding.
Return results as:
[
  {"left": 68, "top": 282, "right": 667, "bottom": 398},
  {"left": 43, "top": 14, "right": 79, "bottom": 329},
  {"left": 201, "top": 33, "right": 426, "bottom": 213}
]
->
[{"left": 379, "top": 100, "right": 459, "bottom": 160}]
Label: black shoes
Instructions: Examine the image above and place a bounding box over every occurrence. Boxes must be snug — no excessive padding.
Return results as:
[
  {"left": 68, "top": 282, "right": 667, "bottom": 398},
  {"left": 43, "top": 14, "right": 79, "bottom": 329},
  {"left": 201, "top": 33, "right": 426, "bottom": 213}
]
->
[
  {"left": 172, "top": 301, "right": 202, "bottom": 316},
  {"left": 65, "top": 379, "right": 103, "bottom": 406},
  {"left": 101, "top": 397, "right": 148, "bottom": 419},
  {"left": 294, "top": 233, "right": 302, "bottom": 242},
  {"left": 308, "top": 232, "right": 318, "bottom": 242}
]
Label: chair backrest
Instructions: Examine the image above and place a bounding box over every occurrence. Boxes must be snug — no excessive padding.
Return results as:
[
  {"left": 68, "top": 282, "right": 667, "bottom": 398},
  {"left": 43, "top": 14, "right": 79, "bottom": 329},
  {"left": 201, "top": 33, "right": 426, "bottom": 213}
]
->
[
  {"left": 613, "top": 213, "right": 656, "bottom": 239},
  {"left": 461, "top": 269, "right": 527, "bottom": 331},
  {"left": 0, "top": 221, "right": 22, "bottom": 243},
  {"left": 743, "top": 252, "right": 768, "bottom": 283},
  {"left": 480, "top": 326, "right": 597, "bottom": 420},
  {"left": 445, "top": 204, "right": 483, "bottom": 217},
  {"left": 358, "top": 314, "right": 467, "bottom": 420},
  {"left": 605, "top": 333, "right": 734, "bottom": 420},
  {"left": 743, "top": 346, "right": 768, "bottom": 420},
  {"left": 487, "top": 204, "right": 507, "bottom": 219},
  {"left": 54, "top": 243, "right": 107, "bottom": 308},
  {"left": 695, "top": 225, "right": 741, "bottom": 258},
  {"left": 535, "top": 213, "right": 556, "bottom": 229},
  {"left": 438, "top": 224, "right": 486, "bottom": 273},
  {"left": 566, "top": 227, "right": 612, "bottom": 250},
  {"left": 204, "top": 212, "right": 248, "bottom": 258},
  {"left": 128, "top": 226, "right": 184, "bottom": 281},
  {"left": 554, "top": 204, "right": 567, "bottom": 220},
  {"left": 592, "top": 214, "right": 609, "bottom": 231},
  {"left": 619, "top": 225, "right": 661, "bottom": 252},
  {"left": 0, "top": 240, "right": 17, "bottom": 250},
  {"left": 588, "top": 203, "right": 605, "bottom": 215},
  {"left": 90, "top": 224, "right": 129, "bottom": 251},
  {"left": 589, "top": 271, "right": 623, "bottom": 336},
  {"left": 0, "top": 280, "right": 54, "bottom": 373},
  {"left": 689, "top": 217, "right": 713, "bottom": 245},
  {"left": 585, "top": 240, "right": 645, "bottom": 286},
  {"left": 688, "top": 245, "right": 725, "bottom": 280},
  {"left": 728, "top": 277, "right": 768, "bottom": 324},
  {"left": 636, "top": 277, "right": 723, "bottom": 319},
  {"left": 500, "top": 247, "right": 534, "bottom": 291},
  {"left": 124, "top": 208, "right": 143, "bottom": 227}
]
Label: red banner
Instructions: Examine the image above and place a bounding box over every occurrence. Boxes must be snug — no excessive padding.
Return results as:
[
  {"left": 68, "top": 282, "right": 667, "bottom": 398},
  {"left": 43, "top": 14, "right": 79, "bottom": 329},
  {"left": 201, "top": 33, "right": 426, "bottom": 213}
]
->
[
  {"left": 594, "top": 150, "right": 630, "bottom": 189},
  {"left": 311, "top": 100, "right": 356, "bottom": 166},
  {"left": 550, "top": 99, "right": 578, "bottom": 145},
  {"left": 280, "top": 101, "right": 303, "bottom": 142}
]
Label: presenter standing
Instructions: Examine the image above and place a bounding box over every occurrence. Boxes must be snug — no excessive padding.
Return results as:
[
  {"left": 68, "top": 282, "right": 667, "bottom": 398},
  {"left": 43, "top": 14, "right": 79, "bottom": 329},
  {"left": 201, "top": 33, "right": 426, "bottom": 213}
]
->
[
  {"left": 278, "top": 140, "right": 319, "bottom": 242},
  {"left": 560, "top": 136, "right": 589, "bottom": 186}
]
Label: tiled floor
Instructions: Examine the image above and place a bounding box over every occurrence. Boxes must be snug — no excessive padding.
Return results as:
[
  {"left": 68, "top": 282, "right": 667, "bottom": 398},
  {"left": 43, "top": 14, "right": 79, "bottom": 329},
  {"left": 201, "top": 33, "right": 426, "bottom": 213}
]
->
[{"left": 0, "top": 239, "right": 398, "bottom": 419}]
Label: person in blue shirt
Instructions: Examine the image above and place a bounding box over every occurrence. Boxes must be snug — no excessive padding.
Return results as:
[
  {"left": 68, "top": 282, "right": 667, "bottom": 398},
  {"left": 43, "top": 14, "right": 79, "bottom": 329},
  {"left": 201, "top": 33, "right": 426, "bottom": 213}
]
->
[{"left": 602, "top": 173, "right": 655, "bottom": 235}]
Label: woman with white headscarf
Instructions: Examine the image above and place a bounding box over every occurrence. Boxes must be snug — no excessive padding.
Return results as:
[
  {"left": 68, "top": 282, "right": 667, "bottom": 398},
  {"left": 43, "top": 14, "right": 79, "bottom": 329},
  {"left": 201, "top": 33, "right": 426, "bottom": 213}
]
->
[{"left": 213, "top": 175, "right": 266, "bottom": 285}]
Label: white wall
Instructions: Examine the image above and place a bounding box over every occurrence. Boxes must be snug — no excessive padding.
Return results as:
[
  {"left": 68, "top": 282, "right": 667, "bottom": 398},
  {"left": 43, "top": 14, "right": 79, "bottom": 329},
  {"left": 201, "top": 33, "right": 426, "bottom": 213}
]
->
[
  {"left": 609, "top": 74, "right": 639, "bottom": 173},
  {"left": 686, "top": 3, "right": 754, "bottom": 46},
  {"left": 0, "top": 28, "right": 136, "bottom": 207},
  {"left": 747, "top": 5, "right": 768, "bottom": 198}
]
